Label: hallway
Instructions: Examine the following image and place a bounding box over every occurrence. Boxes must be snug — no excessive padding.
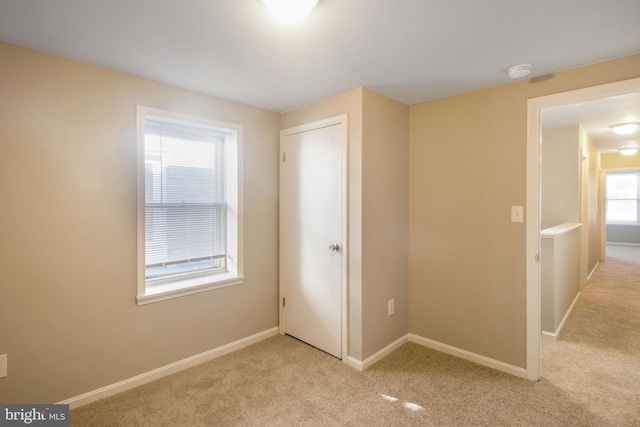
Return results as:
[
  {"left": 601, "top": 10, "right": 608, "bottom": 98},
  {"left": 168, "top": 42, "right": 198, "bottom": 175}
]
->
[{"left": 541, "top": 244, "right": 640, "bottom": 425}]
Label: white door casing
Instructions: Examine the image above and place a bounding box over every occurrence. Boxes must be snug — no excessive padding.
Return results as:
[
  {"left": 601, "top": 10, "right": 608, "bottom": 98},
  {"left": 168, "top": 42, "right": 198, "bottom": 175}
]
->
[
  {"left": 279, "top": 115, "right": 348, "bottom": 360},
  {"left": 526, "top": 77, "right": 640, "bottom": 381}
]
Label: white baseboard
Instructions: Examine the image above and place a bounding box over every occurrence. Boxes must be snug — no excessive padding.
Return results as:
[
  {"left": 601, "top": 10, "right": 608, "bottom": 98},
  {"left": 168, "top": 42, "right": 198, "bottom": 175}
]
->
[
  {"left": 587, "top": 262, "right": 600, "bottom": 282},
  {"left": 59, "top": 327, "right": 279, "bottom": 409},
  {"left": 348, "top": 333, "right": 528, "bottom": 379},
  {"left": 408, "top": 334, "right": 528, "bottom": 379},
  {"left": 542, "top": 292, "right": 580, "bottom": 341},
  {"left": 62, "top": 327, "right": 529, "bottom": 408},
  {"left": 347, "top": 335, "right": 409, "bottom": 371}
]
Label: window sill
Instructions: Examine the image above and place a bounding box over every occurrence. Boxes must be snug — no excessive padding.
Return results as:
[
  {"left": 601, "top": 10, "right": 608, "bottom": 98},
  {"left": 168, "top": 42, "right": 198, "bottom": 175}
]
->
[{"left": 136, "top": 273, "right": 244, "bottom": 306}]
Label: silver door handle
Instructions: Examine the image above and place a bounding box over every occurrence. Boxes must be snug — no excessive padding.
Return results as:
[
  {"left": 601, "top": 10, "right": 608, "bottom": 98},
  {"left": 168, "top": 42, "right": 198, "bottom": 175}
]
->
[{"left": 329, "top": 243, "right": 341, "bottom": 252}]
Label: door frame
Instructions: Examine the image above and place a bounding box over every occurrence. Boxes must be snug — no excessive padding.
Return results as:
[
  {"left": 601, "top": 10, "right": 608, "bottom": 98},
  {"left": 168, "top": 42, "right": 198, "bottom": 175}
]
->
[
  {"left": 526, "top": 77, "right": 640, "bottom": 381},
  {"left": 278, "top": 114, "right": 349, "bottom": 362}
]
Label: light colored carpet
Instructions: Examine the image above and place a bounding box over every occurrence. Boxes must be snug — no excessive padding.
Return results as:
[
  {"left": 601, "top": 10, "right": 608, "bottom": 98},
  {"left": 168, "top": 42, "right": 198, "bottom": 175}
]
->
[
  {"left": 540, "top": 244, "right": 640, "bottom": 426},
  {"left": 71, "top": 246, "right": 640, "bottom": 426}
]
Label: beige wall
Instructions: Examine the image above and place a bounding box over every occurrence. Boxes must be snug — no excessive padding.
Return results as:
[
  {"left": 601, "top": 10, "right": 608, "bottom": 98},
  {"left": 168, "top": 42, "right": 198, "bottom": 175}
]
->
[
  {"left": 361, "top": 89, "right": 409, "bottom": 359},
  {"left": 581, "top": 127, "right": 602, "bottom": 277},
  {"left": 0, "top": 42, "right": 280, "bottom": 403},
  {"left": 281, "top": 87, "right": 410, "bottom": 361},
  {"left": 2, "top": 38, "right": 638, "bottom": 404},
  {"left": 601, "top": 152, "right": 640, "bottom": 170},
  {"left": 541, "top": 224, "right": 581, "bottom": 333},
  {"left": 541, "top": 126, "right": 581, "bottom": 230},
  {"left": 540, "top": 124, "right": 601, "bottom": 282},
  {"left": 409, "top": 54, "right": 640, "bottom": 368}
]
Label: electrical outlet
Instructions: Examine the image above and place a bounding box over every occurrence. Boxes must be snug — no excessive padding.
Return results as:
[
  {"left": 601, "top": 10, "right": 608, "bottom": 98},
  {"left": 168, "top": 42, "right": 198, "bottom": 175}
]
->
[
  {"left": 388, "top": 299, "right": 395, "bottom": 316},
  {"left": 0, "top": 354, "right": 7, "bottom": 378}
]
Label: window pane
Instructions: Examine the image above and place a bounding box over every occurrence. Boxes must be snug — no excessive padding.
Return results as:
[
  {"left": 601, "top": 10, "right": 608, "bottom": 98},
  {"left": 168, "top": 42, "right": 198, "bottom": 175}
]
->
[
  {"left": 606, "top": 173, "right": 637, "bottom": 199},
  {"left": 145, "top": 204, "right": 226, "bottom": 264},
  {"left": 144, "top": 117, "right": 227, "bottom": 280},
  {"left": 607, "top": 200, "right": 637, "bottom": 222}
]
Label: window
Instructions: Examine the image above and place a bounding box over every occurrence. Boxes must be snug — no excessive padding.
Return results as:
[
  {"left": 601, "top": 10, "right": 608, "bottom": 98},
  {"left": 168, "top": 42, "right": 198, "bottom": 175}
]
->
[
  {"left": 137, "top": 106, "right": 242, "bottom": 304},
  {"left": 606, "top": 171, "right": 640, "bottom": 224}
]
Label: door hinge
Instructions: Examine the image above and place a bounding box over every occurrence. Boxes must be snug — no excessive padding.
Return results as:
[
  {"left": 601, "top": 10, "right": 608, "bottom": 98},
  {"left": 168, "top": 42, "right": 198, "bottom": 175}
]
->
[
  {"left": 283, "top": 152, "right": 286, "bottom": 162},
  {"left": 283, "top": 297, "right": 285, "bottom": 307},
  {"left": 535, "top": 254, "right": 540, "bottom": 262}
]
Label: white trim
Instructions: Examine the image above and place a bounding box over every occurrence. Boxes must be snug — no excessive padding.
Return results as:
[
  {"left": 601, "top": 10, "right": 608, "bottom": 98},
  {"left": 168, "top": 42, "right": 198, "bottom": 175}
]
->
[
  {"left": 346, "top": 357, "right": 364, "bottom": 370},
  {"left": 278, "top": 114, "right": 349, "bottom": 363},
  {"left": 606, "top": 242, "right": 640, "bottom": 247},
  {"left": 342, "top": 116, "right": 350, "bottom": 365},
  {"left": 542, "top": 292, "right": 581, "bottom": 341},
  {"left": 346, "top": 335, "right": 408, "bottom": 371},
  {"left": 586, "top": 261, "right": 600, "bottom": 282},
  {"left": 136, "top": 275, "right": 244, "bottom": 305},
  {"left": 409, "top": 334, "right": 528, "bottom": 379},
  {"left": 347, "top": 333, "right": 528, "bottom": 378},
  {"left": 526, "top": 77, "right": 640, "bottom": 382},
  {"left": 58, "top": 327, "right": 278, "bottom": 409},
  {"left": 526, "top": 96, "right": 542, "bottom": 381},
  {"left": 602, "top": 166, "right": 640, "bottom": 173}
]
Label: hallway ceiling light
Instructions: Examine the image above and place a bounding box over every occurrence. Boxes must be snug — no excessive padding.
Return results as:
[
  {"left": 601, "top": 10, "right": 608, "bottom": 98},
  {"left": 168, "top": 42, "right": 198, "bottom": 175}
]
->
[
  {"left": 619, "top": 148, "right": 638, "bottom": 156},
  {"left": 610, "top": 122, "right": 640, "bottom": 135},
  {"left": 507, "top": 64, "right": 532, "bottom": 79},
  {"left": 262, "top": 0, "right": 319, "bottom": 24}
]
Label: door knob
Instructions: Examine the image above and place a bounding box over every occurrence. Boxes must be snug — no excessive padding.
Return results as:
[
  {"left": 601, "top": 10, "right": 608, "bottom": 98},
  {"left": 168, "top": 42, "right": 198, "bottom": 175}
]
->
[{"left": 329, "top": 243, "right": 341, "bottom": 252}]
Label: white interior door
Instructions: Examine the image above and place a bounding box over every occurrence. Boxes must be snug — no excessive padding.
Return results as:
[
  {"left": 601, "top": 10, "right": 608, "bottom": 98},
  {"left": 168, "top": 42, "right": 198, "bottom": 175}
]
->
[{"left": 280, "top": 117, "right": 345, "bottom": 359}]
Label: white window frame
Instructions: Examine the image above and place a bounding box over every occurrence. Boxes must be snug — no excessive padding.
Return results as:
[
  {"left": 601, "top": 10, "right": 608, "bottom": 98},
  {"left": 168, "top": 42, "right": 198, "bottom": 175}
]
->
[
  {"left": 136, "top": 106, "right": 243, "bottom": 305},
  {"left": 606, "top": 171, "right": 640, "bottom": 225}
]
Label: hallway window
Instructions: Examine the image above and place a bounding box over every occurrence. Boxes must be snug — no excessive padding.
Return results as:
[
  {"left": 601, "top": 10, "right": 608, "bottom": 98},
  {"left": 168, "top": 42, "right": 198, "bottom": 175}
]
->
[{"left": 606, "top": 171, "right": 640, "bottom": 224}]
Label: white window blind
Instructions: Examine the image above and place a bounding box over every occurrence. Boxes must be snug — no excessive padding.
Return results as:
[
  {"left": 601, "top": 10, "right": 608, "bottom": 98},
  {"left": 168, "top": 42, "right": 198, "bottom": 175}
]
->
[{"left": 144, "top": 117, "right": 228, "bottom": 280}]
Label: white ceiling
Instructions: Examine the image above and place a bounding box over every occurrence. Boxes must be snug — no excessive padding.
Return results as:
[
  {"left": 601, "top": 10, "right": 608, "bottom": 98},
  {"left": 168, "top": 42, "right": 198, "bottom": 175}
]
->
[
  {"left": 542, "top": 92, "right": 640, "bottom": 154},
  {"left": 0, "top": 0, "right": 639, "bottom": 145}
]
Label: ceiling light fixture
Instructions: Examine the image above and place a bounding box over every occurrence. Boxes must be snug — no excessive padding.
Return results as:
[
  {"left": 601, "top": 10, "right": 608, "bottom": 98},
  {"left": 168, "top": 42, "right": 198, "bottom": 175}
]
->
[
  {"left": 619, "top": 147, "right": 638, "bottom": 156},
  {"left": 507, "top": 64, "right": 532, "bottom": 79},
  {"left": 609, "top": 122, "right": 640, "bottom": 135},
  {"left": 262, "top": 0, "right": 319, "bottom": 24}
]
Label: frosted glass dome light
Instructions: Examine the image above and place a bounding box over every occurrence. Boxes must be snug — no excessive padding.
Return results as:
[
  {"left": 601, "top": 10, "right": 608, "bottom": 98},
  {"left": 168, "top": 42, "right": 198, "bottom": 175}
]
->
[
  {"left": 619, "top": 148, "right": 638, "bottom": 156},
  {"left": 610, "top": 122, "right": 640, "bottom": 135}
]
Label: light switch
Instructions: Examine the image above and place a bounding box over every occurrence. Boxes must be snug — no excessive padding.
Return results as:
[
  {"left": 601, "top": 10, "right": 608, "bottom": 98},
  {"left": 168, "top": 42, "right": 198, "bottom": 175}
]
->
[{"left": 511, "top": 206, "right": 524, "bottom": 223}]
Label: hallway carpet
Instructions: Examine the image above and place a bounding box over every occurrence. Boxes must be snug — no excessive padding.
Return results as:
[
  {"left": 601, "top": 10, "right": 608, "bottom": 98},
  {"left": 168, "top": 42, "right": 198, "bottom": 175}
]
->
[{"left": 541, "top": 244, "right": 640, "bottom": 426}]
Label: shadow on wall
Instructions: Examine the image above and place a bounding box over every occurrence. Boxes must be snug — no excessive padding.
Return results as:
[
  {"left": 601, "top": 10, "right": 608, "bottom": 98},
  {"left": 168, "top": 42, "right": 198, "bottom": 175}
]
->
[{"left": 529, "top": 74, "right": 557, "bottom": 84}]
